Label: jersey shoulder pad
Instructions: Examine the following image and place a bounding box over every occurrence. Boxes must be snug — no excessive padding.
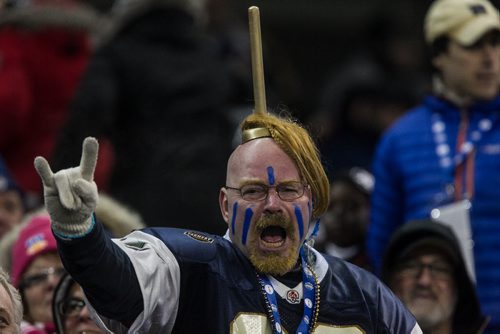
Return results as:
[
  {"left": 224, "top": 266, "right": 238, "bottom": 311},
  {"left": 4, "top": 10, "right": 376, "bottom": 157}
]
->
[{"left": 140, "top": 227, "right": 227, "bottom": 263}]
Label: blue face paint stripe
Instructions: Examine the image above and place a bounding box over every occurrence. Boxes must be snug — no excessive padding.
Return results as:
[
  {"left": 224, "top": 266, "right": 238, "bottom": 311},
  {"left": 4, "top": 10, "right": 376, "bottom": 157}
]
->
[
  {"left": 294, "top": 205, "right": 304, "bottom": 240},
  {"left": 310, "top": 218, "right": 320, "bottom": 238},
  {"left": 230, "top": 202, "right": 238, "bottom": 235},
  {"left": 267, "top": 166, "right": 275, "bottom": 185},
  {"left": 241, "top": 208, "right": 254, "bottom": 245}
]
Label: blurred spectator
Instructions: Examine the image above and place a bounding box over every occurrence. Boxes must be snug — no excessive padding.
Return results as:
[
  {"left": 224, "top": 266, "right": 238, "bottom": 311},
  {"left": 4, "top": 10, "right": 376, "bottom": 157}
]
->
[
  {"left": 0, "top": 266, "right": 23, "bottom": 333},
  {"left": 0, "top": 193, "right": 144, "bottom": 277},
  {"left": 52, "top": 0, "right": 243, "bottom": 234},
  {"left": 367, "top": 0, "right": 500, "bottom": 330},
  {"left": 205, "top": 0, "right": 253, "bottom": 109},
  {"left": 310, "top": 14, "right": 424, "bottom": 175},
  {"left": 52, "top": 274, "right": 105, "bottom": 334},
  {"left": 0, "top": 0, "right": 102, "bottom": 209},
  {"left": 11, "top": 214, "right": 62, "bottom": 333},
  {"left": 93, "top": 192, "right": 145, "bottom": 238},
  {"left": 0, "top": 155, "right": 25, "bottom": 239},
  {"left": 314, "top": 167, "right": 373, "bottom": 271},
  {"left": 381, "top": 220, "right": 488, "bottom": 333},
  {"left": 1, "top": 194, "right": 144, "bottom": 334},
  {"left": 317, "top": 78, "right": 414, "bottom": 175}
]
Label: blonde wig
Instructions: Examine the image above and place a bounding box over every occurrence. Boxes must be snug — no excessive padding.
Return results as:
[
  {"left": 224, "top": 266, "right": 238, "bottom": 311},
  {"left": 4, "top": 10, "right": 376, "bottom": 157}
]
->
[{"left": 241, "top": 112, "right": 329, "bottom": 219}]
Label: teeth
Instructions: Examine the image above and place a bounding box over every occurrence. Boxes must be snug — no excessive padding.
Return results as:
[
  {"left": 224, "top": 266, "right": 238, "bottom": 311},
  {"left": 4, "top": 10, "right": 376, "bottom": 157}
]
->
[{"left": 261, "top": 239, "right": 285, "bottom": 248}]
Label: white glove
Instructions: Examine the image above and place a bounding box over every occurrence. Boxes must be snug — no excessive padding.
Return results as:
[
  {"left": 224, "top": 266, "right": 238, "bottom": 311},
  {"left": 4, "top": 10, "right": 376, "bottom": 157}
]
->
[{"left": 34, "top": 137, "right": 99, "bottom": 238}]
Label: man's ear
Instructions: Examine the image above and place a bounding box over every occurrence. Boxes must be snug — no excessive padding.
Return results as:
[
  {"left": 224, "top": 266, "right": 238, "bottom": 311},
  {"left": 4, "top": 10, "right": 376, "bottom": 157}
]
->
[
  {"left": 432, "top": 54, "right": 445, "bottom": 72},
  {"left": 219, "top": 188, "right": 230, "bottom": 223}
]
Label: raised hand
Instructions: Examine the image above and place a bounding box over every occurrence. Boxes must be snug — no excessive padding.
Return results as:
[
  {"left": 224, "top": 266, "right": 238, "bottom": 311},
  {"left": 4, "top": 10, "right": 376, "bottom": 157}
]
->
[{"left": 34, "top": 137, "right": 99, "bottom": 237}]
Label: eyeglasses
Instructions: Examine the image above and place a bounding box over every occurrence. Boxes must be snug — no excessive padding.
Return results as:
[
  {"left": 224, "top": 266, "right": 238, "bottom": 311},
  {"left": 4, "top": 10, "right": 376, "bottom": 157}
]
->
[
  {"left": 19, "top": 267, "right": 66, "bottom": 289},
  {"left": 225, "top": 181, "right": 307, "bottom": 202},
  {"left": 396, "top": 261, "right": 453, "bottom": 281},
  {"left": 58, "top": 297, "right": 86, "bottom": 318}
]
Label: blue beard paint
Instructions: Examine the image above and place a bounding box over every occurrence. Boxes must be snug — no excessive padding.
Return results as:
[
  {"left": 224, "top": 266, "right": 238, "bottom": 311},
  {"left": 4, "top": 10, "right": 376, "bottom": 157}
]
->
[
  {"left": 241, "top": 207, "right": 254, "bottom": 245},
  {"left": 230, "top": 202, "right": 238, "bottom": 235},
  {"left": 267, "top": 166, "right": 275, "bottom": 185},
  {"left": 294, "top": 204, "right": 304, "bottom": 240}
]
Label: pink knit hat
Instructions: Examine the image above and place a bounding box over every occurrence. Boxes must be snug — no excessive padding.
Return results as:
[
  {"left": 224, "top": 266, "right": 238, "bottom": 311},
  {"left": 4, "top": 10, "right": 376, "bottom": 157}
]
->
[{"left": 11, "top": 215, "right": 57, "bottom": 287}]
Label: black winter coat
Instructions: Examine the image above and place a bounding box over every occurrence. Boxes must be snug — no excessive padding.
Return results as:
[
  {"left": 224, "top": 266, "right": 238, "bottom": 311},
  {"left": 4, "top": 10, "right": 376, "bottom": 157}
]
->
[{"left": 53, "top": 8, "right": 240, "bottom": 234}]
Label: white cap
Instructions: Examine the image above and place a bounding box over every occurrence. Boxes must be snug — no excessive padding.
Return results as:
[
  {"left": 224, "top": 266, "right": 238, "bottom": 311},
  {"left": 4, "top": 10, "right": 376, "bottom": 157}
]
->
[{"left": 424, "top": 0, "right": 500, "bottom": 46}]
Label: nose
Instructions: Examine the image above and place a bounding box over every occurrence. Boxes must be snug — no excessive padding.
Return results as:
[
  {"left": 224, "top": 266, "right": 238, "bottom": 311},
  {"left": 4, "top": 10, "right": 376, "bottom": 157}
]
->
[
  {"left": 416, "top": 266, "right": 433, "bottom": 286},
  {"left": 263, "top": 188, "right": 283, "bottom": 213},
  {"left": 46, "top": 271, "right": 61, "bottom": 288},
  {"left": 79, "top": 305, "right": 91, "bottom": 319}
]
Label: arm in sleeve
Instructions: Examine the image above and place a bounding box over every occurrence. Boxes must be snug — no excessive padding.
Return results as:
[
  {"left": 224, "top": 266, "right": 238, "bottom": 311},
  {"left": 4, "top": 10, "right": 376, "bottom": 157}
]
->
[
  {"left": 358, "top": 271, "right": 422, "bottom": 334},
  {"left": 57, "top": 222, "right": 181, "bottom": 333},
  {"left": 367, "top": 132, "right": 405, "bottom": 275},
  {"left": 55, "top": 219, "right": 144, "bottom": 323},
  {"left": 376, "top": 284, "right": 423, "bottom": 334}
]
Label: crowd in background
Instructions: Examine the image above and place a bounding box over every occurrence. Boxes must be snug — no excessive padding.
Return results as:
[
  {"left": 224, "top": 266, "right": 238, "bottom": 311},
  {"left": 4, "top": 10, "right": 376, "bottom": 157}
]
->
[
  {"left": 0, "top": 0, "right": 499, "bottom": 333},
  {"left": 0, "top": 0, "right": 431, "bottom": 233}
]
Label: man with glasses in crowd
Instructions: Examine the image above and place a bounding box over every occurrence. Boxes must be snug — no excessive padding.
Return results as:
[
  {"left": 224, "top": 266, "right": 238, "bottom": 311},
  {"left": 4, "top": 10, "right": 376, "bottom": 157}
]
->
[
  {"left": 368, "top": 0, "right": 500, "bottom": 330},
  {"left": 381, "top": 220, "right": 488, "bottom": 333}
]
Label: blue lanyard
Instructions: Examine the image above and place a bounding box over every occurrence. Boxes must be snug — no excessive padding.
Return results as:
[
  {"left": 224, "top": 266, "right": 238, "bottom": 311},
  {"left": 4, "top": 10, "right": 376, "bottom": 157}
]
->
[
  {"left": 431, "top": 112, "right": 494, "bottom": 175},
  {"left": 256, "top": 248, "right": 318, "bottom": 334}
]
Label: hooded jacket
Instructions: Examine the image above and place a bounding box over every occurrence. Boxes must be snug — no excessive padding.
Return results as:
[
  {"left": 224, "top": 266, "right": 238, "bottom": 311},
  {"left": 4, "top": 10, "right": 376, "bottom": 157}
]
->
[
  {"left": 51, "top": 0, "right": 241, "bottom": 233},
  {"left": 381, "top": 220, "right": 488, "bottom": 334}
]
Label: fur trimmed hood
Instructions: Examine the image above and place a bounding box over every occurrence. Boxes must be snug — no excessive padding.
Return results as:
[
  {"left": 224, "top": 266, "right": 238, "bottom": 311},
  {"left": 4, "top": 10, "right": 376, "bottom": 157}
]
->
[
  {"left": 110, "top": 0, "right": 207, "bottom": 25},
  {"left": 0, "top": 1, "right": 104, "bottom": 34},
  {"left": 95, "top": 193, "right": 145, "bottom": 238},
  {"left": 96, "top": 0, "right": 208, "bottom": 45}
]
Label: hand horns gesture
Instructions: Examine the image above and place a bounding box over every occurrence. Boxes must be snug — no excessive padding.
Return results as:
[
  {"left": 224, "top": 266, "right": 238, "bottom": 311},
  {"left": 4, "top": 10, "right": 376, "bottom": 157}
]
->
[{"left": 34, "top": 137, "right": 99, "bottom": 235}]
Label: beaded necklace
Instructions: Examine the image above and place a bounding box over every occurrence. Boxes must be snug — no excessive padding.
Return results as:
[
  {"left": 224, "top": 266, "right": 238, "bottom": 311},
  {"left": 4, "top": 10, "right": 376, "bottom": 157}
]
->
[{"left": 256, "top": 248, "right": 320, "bottom": 334}]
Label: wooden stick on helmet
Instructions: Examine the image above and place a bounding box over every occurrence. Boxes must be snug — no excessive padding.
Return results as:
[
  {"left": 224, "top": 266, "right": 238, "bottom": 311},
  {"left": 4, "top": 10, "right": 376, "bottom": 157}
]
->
[{"left": 241, "top": 6, "right": 272, "bottom": 143}]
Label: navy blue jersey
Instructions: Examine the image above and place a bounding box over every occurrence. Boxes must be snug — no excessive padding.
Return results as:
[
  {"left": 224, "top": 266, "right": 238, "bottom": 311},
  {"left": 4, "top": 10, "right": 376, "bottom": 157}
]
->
[
  {"left": 144, "top": 228, "right": 417, "bottom": 333},
  {"left": 57, "top": 222, "right": 421, "bottom": 333}
]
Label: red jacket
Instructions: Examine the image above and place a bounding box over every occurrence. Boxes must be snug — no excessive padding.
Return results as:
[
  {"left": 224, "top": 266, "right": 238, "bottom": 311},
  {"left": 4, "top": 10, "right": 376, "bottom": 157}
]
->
[{"left": 0, "top": 27, "right": 91, "bottom": 198}]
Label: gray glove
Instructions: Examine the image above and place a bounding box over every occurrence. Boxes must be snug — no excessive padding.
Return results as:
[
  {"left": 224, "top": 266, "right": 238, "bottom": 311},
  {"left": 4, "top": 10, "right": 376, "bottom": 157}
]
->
[{"left": 34, "top": 137, "right": 99, "bottom": 238}]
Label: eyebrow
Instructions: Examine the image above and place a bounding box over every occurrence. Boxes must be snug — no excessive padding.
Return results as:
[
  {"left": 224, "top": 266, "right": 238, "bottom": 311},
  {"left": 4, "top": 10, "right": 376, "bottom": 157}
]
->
[{"left": 239, "top": 179, "right": 301, "bottom": 186}]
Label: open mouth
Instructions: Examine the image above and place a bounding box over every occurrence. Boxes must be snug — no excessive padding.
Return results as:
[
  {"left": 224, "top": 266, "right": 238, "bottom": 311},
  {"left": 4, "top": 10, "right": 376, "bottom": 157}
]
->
[{"left": 260, "top": 226, "right": 287, "bottom": 248}]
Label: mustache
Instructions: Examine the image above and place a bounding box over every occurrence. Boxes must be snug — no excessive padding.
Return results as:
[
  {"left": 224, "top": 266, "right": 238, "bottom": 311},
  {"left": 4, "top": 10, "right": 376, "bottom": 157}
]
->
[
  {"left": 255, "top": 213, "right": 293, "bottom": 232},
  {"left": 410, "top": 286, "right": 437, "bottom": 299}
]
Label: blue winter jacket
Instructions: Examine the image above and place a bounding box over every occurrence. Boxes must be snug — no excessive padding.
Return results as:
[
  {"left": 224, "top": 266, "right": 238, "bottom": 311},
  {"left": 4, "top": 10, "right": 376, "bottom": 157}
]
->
[{"left": 368, "top": 95, "right": 500, "bottom": 332}]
